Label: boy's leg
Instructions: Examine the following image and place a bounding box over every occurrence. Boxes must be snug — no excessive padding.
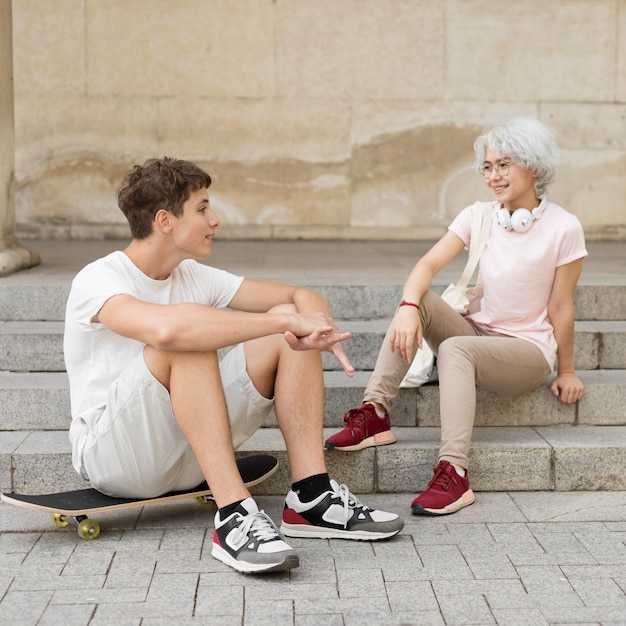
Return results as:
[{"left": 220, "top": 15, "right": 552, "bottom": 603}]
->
[
  {"left": 144, "top": 346, "right": 251, "bottom": 508},
  {"left": 243, "top": 317, "right": 404, "bottom": 540},
  {"left": 145, "top": 345, "right": 299, "bottom": 574},
  {"left": 243, "top": 328, "right": 326, "bottom": 483}
]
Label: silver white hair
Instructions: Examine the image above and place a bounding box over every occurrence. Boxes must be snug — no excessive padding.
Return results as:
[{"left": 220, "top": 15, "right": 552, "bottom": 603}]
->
[{"left": 473, "top": 117, "right": 561, "bottom": 197}]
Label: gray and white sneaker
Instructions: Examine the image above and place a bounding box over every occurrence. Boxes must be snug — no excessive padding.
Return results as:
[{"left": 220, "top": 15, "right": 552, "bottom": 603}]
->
[
  {"left": 280, "top": 480, "right": 404, "bottom": 540},
  {"left": 212, "top": 497, "right": 299, "bottom": 574}
]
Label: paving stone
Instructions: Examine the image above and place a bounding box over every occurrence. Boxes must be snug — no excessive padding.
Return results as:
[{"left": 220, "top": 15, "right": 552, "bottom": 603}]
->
[
  {"left": 296, "top": 615, "right": 344, "bottom": 626},
  {"left": 142, "top": 618, "right": 239, "bottom": 626},
  {"left": 61, "top": 549, "right": 115, "bottom": 577},
  {"left": 385, "top": 580, "right": 438, "bottom": 613},
  {"left": 38, "top": 603, "right": 95, "bottom": 626},
  {"left": 539, "top": 604, "right": 626, "bottom": 624},
  {"left": 568, "top": 576, "right": 626, "bottom": 606},
  {"left": 433, "top": 586, "right": 495, "bottom": 625},
  {"left": 194, "top": 583, "right": 243, "bottom": 616},
  {"left": 509, "top": 491, "right": 626, "bottom": 522},
  {"left": 50, "top": 587, "right": 148, "bottom": 605},
  {"left": 490, "top": 608, "right": 549, "bottom": 626},
  {"left": 239, "top": 599, "right": 294, "bottom": 626},
  {"left": 461, "top": 544, "right": 519, "bottom": 579},
  {"left": 336, "top": 567, "right": 387, "bottom": 598},
  {"left": 574, "top": 538, "right": 626, "bottom": 565},
  {"left": 0, "top": 590, "right": 53, "bottom": 625}
]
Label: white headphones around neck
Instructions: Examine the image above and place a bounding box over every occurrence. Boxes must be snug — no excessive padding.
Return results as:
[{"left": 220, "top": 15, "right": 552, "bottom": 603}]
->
[{"left": 497, "top": 197, "right": 548, "bottom": 233}]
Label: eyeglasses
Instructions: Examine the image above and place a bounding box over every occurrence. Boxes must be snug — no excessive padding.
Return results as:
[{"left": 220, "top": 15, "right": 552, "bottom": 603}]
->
[{"left": 478, "top": 161, "right": 512, "bottom": 178}]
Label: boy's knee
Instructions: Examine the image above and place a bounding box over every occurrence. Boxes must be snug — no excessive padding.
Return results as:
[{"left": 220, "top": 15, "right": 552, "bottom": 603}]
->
[{"left": 143, "top": 345, "right": 219, "bottom": 389}]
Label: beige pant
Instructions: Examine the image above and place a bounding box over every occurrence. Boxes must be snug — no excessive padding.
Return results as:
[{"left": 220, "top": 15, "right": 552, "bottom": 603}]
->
[{"left": 364, "top": 290, "right": 551, "bottom": 468}]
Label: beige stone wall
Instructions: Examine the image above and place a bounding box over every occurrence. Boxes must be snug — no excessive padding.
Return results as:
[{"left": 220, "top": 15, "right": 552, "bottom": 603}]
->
[{"left": 11, "top": 0, "right": 626, "bottom": 241}]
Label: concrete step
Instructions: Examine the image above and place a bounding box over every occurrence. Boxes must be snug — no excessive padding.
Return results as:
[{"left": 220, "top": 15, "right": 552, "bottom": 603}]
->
[
  {"left": 0, "top": 321, "right": 65, "bottom": 371},
  {"left": 0, "top": 372, "right": 70, "bottom": 430},
  {"left": 321, "top": 369, "right": 626, "bottom": 428},
  {"left": 1, "top": 241, "right": 622, "bottom": 499},
  {"left": 2, "top": 425, "right": 625, "bottom": 495},
  {"left": 322, "top": 319, "right": 626, "bottom": 372},
  {"left": 1, "top": 370, "right": 624, "bottom": 432},
  {"left": 1, "top": 282, "right": 625, "bottom": 322},
  {"left": 2, "top": 319, "right": 626, "bottom": 372}
]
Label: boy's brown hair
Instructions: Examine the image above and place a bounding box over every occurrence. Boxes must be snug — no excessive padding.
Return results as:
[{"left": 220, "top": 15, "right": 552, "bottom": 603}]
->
[{"left": 117, "top": 157, "right": 212, "bottom": 239}]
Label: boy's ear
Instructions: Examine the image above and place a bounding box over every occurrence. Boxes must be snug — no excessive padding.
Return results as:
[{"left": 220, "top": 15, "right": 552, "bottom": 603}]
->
[{"left": 154, "top": 209, "right": 172, "bottom": 234}]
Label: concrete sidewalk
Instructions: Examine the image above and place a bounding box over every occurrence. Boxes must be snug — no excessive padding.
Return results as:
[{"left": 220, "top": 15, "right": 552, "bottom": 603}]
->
[{"left": 1, "top": 489, "right": 625, "bottom": 625}]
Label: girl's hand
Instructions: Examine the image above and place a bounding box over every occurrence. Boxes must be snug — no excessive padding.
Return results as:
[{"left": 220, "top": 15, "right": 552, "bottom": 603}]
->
[
  {"left": 550, "top": 372, "right": 584, "bottom": 404},
  {"left": 389, "top": 307, "right": 422, "bottom": 363}
]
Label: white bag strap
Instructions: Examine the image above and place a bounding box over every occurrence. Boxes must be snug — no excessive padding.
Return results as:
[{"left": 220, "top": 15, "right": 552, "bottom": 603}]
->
[{"left": 455, "top": 202, "right": 492, "bottom": 290}]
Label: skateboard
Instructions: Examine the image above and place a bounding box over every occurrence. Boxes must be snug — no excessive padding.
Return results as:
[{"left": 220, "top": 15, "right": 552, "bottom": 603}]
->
[{"left": 1, "top": 454, "right": 278, "bottom": 540}]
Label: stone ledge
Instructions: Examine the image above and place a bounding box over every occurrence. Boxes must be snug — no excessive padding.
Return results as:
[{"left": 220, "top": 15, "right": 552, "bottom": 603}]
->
[
  {"left": 1, "top": 369, "right": 624, "bottom": 431},
  {"left": 2, "top": 319, "right": 626, "bottom": 372},
  {"left": 3, "top": 425, "right": 625, "bottom": 495}
]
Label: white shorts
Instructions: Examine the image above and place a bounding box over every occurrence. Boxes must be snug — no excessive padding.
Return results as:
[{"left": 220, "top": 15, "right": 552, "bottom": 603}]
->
[{"left": 80, "top": 344, "right": 273, "bottom": 498}]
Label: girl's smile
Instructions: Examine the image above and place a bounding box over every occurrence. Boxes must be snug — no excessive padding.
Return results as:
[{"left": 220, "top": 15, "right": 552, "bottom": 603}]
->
[{"left": 483, "top": 148, "right": 539, "bottom": 212}]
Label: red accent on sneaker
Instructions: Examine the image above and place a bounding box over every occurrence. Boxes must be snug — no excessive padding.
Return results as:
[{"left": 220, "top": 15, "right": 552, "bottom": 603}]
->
[
  {"left": 282, "top": 508, "right": 312, "bottom": 526},
  {"left": 411, "top": 461, "right": 475, "bottom": 516},
  {"left": 324, "top": 403, "right": 396, "bottom": 451}
]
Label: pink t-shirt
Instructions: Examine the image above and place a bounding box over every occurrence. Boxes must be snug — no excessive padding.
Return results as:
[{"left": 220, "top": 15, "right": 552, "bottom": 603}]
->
[{"left": 448, "top": 201, "right": 587, "bottom": 369}]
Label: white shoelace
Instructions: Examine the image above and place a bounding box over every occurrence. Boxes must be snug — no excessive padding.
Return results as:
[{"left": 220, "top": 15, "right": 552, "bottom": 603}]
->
[
  {"left": 233, "top": 510, "right": 280, "bottom": 544},
  {"left": 334, "top": 483, "right": 371, "bottom": 527}
]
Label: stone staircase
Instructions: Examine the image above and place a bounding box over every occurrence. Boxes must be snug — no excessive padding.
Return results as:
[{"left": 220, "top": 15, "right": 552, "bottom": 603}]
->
[{"left": 1, "top": 258, "right": 625, "bottom": 498}]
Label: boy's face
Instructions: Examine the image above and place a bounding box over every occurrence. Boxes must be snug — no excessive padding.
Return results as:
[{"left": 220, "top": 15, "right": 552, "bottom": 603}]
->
[{"left": 169, "top": 187, "right": 221, "bottom": 258}]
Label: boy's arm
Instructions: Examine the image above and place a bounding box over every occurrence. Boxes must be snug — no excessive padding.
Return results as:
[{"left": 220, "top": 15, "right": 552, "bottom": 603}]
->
[
  {"left": 228, "top": 279, "right": 355, "bottom": 376},
  {"left": 228, "top": 279, "right": 334, "bottom": 317},
  {"left": 95, "top": 280, "right": 354, "bottom": 375}
]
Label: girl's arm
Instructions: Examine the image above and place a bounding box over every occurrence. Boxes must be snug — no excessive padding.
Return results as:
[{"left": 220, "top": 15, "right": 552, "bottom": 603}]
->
[{"left": 547, "top": 258, "right": 585, "bottom": 404}]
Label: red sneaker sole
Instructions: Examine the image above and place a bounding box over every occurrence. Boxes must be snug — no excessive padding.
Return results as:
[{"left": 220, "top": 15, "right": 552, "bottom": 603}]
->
[{"left": 411, "top": 489, "right": 475, "bottom": 516}]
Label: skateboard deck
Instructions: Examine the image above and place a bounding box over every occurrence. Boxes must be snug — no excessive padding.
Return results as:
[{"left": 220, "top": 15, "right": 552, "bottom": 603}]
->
[{"left": 1, "top": 454, "right": 278, "bottom": 540}]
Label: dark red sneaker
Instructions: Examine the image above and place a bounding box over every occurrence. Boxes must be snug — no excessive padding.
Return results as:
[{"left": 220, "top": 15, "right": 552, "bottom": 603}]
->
[
  {"left": 411, "top": 461, "right": 475, "bottom": 515},
  {"left": 324, "top": 403, "right": 396, "bottom": 451}
]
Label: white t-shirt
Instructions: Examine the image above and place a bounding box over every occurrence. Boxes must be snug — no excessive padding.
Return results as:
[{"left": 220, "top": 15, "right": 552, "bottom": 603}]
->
[
  {"left": 448, "top": 200, "right": 587, "bottom": 369},
  {"left": 64, "top": 251, "right": 244, "bottom": 443}
]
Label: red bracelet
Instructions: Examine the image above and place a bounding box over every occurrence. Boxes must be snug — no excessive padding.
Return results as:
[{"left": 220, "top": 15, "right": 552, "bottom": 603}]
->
[{"left": 399, "top": 299, "right": 420, "bottom": 310}]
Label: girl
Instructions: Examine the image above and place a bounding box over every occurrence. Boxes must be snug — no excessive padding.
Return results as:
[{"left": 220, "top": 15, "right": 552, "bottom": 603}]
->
[{"left": 325, "top": 117, "right": 587, "bottom": 515}]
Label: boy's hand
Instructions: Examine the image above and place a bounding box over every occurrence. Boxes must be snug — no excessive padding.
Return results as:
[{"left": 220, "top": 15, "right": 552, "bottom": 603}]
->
[{"left": 283, "top": 326, "right": 355, "bottom": 377}]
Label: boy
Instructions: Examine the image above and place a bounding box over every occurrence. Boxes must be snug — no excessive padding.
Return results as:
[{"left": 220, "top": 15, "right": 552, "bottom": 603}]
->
[{"left": 64, "top": 157, "right": 403, "bottom": 574}]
